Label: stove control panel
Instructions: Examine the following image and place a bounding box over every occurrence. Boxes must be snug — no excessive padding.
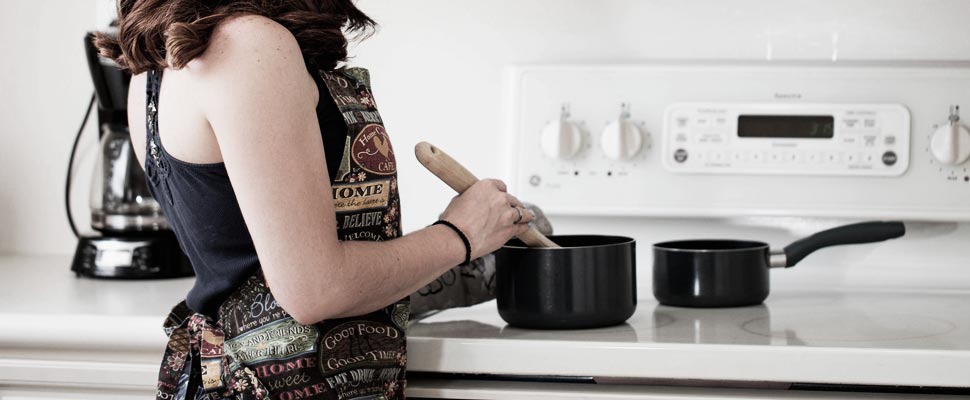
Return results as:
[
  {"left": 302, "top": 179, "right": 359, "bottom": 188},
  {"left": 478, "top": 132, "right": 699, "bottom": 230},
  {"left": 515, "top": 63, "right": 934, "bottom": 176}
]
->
[
  {"left": 662, "top": 103, "right": 910, "bottom": 176},
  {"left": 507, "top": 64, "right": 970, "bottom": 221}
]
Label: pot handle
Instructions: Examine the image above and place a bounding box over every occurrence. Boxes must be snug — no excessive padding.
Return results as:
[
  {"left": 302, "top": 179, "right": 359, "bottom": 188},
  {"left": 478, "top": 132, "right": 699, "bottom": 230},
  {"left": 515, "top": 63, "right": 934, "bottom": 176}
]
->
[
  {"left": 414, "top": 142, "right": 560, "bottom": 248},
  {"left": 780, "top": 221, "right": 905, "bottom": 268}
]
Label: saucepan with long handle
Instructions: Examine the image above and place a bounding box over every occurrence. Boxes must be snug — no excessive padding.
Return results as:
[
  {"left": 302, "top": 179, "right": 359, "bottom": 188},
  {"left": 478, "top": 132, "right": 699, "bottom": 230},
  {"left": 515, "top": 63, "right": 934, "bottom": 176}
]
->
[
  {"left": 415, "top": 142, "right": 637, "bottom": 329},
  {"left": 653, "top": 221, "right": 906, "bottom": 307}
]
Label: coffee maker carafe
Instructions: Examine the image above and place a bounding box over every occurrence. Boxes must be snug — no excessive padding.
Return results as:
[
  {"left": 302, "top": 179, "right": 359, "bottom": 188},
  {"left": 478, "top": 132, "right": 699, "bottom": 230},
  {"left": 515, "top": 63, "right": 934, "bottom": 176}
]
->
[{"left": 70, "top": 32, "right": 193, "bottom": 279}]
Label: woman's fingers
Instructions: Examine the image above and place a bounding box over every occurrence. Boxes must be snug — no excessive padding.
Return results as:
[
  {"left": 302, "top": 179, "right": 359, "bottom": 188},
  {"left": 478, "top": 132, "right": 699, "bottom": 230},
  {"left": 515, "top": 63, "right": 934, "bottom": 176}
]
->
[
  {"left": 506, "top": 193, "right": 524, "bottom": 208},
  {"left": 510, "top": 222, "right": 531, "bottom": 238},
  {"left": 485, "top": 179, "right": 508, "bottom": 193},
  {"left": 504, "top": 206, "right": 521, "bottom": 224},
  {"left": 517, "top": 205, "right": 535, "bottom": 224},
  {"left": 497, "top": 192, "right": 534, "bottom": 225},
  {"left": 505, "top": 205, "right": 536, "bottom": 225}
]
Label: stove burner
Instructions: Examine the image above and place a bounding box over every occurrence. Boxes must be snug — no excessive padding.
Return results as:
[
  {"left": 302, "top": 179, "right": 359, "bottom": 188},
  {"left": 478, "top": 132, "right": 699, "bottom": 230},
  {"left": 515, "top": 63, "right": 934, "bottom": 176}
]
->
[
  {"left": 741, "top": 312, "right": 957, "bottom": 342},
  {"left": 651, "top": 312, "right": 676, "bottom": 328}
]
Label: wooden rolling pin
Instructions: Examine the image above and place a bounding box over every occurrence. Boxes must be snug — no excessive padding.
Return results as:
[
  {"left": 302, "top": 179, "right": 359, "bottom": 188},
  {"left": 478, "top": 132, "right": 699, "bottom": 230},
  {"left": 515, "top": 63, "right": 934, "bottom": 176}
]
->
[{"left": 414, "top": 142, "right": 560, "bottom": 248}]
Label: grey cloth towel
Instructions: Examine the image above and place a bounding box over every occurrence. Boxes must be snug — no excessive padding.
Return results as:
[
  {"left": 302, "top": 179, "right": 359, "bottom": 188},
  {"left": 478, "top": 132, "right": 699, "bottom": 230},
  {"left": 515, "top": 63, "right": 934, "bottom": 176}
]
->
[{"left": 409, "top": 203, "right": 553, "bottom": 318}]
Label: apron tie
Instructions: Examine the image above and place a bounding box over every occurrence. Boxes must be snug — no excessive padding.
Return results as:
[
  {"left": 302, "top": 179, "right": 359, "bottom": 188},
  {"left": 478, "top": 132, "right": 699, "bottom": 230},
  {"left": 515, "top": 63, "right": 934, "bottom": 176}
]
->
[{"left": 158, "top": 302, "right": 269, "bottom": 399}]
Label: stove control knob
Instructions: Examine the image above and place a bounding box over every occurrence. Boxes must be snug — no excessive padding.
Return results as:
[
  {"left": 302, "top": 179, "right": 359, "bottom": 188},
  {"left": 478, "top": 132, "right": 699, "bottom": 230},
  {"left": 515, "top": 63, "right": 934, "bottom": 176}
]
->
[
  {"left": 931, "top": 105, "right": 970, "bottom": 165},
  {"left": 540, "top": 105, "right": 583, "bottom": 159},
  {"left": 600, "top": 103, "right": 645, "bottom": 160}
]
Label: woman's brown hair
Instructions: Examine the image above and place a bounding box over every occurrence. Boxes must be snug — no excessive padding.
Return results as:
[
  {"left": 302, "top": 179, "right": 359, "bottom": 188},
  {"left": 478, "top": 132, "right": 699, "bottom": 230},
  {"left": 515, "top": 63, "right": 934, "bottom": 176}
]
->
[{"left": 96, "top": 0, "right": 375, "bottom": 74}]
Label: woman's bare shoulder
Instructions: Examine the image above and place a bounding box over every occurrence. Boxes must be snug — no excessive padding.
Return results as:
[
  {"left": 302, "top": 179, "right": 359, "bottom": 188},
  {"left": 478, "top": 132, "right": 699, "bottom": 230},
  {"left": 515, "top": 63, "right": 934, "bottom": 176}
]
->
[
  {"left": 184, "top": 14, "right": 317, "bottom": 114},
  {"left": 191, "top": 14, "right": 306, "bottom": 77}
]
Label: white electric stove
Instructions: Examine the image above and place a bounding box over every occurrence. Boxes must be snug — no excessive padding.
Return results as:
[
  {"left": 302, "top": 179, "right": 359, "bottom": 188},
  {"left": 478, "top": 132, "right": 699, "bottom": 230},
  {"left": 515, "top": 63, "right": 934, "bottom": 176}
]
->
[{"left": 401, "top": 63, "right": 970, "bottom": 398}]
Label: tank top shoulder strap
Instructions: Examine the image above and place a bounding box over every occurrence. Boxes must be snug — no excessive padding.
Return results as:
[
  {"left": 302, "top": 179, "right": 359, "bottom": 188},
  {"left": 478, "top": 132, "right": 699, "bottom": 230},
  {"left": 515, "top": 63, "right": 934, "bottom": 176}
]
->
[
  {"left": 145, "top": 69, "right": 161, "bottom": 165},
  {"left": 144, "top": 69, "right": 171, "bottom": 189}
]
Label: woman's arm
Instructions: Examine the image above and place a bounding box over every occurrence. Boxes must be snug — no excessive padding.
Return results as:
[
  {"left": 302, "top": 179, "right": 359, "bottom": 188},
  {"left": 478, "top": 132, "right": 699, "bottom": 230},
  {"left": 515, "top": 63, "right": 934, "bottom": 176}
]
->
[{"left": 192, "top": 16, "right": 530, "bottom": 325}]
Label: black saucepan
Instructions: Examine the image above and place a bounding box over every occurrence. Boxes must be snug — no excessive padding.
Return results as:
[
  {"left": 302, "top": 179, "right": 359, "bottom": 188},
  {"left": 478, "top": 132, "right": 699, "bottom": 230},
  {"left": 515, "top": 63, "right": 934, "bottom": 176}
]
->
[
  {"left": 496, "top": 235, "right": 636, "bottom": 329},
  {"left": 415, "top": 142, "right": 637, "bottom": 329},
  {"left": 653, "top": 221, "right": 906, "bottom": 308}
]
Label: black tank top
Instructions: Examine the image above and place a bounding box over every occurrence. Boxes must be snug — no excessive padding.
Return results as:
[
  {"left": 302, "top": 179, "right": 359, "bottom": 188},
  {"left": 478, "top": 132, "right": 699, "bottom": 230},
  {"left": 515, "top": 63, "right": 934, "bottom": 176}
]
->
[{"left": 144, "top": 65, "right": 348, "bottom": 316}]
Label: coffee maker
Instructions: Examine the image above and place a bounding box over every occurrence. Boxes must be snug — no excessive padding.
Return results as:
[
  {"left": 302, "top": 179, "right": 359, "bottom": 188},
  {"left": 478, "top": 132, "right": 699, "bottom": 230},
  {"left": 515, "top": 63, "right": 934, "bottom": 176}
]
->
[{"left": 70, "top": 32, "right": 193, "bottom": 279}]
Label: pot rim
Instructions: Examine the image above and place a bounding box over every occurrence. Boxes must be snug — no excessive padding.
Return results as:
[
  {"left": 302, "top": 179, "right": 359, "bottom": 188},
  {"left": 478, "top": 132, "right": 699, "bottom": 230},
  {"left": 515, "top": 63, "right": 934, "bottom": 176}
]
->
[
  {"left": 502, "top": 234, "right": 636, "bottom": 250},
  {"left": 653, "top": 239, "right": 768, "bottom": 253}
]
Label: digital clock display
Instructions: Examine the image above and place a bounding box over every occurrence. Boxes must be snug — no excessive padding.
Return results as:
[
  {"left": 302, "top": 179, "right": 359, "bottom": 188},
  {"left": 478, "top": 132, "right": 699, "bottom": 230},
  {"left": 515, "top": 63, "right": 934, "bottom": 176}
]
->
[{"left": 738, "top": 115, "right": 834, "bottom": 139}]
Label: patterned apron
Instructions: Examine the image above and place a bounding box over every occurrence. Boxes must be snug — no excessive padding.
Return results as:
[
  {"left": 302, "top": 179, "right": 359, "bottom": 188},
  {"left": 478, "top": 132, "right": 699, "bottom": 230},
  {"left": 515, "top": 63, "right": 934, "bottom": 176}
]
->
[{"left": 155, "top": 67, "right": 408, "bottom": 400}]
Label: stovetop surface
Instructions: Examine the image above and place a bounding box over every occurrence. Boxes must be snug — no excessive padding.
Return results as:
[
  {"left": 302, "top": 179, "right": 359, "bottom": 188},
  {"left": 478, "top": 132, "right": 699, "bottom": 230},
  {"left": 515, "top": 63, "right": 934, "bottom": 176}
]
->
[{"left": 411, "top": 287, "right": 970, "bottom": 352}]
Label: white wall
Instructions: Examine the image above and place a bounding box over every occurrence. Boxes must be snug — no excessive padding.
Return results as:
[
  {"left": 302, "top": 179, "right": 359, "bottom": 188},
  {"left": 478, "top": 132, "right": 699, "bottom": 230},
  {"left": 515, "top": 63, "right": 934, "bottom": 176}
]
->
[
  {"left": 3, "top": 0, "right": 969, "bottom": 289},
  {"left": 350, "top": 0, "right": 970, "bottom": 290},
  {"left": 0, "top": 0, "right": 100, "bottom": 255}
]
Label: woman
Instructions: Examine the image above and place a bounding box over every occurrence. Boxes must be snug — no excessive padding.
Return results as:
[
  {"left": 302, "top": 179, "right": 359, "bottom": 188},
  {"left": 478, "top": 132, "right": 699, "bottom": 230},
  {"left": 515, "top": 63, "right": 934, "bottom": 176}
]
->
[{"left": 96, "top": 1, "right": 546, "bottom": 398}]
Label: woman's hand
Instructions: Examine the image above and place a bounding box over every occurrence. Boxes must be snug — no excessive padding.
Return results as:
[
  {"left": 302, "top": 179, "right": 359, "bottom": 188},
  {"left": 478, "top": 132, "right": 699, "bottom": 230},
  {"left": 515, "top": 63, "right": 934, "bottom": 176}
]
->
[{"left": 439, "top": 179, "right": 535, "bottom": 259}]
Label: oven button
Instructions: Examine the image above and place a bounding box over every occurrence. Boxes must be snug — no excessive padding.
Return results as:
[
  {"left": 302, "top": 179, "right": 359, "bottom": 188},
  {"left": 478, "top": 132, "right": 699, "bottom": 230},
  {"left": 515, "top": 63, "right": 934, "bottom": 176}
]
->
[
  {"left": 673, "top": 149, "right": 688, "bottom": 163},
  {"left": 601, "top": 104, "right": 645, "bottom": 161},
  {"left": 841, "top": 136, "right": 858, "bottom": 146},
  {"left": 930, "top": 105, "right": 970, "bottom": 165},
  {"left": 540, "top": 105, "right": 584, "bottom": 160},
  {"left": 882, "top": 151, "right": 898, "bottom": 166}
]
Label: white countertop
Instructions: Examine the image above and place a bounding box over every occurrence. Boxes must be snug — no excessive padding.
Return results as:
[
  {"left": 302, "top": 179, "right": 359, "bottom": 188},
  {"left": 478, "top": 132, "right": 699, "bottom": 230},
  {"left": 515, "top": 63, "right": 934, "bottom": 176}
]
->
[{"left": 1, "top": 255, "right": 969, "bottom": 390}]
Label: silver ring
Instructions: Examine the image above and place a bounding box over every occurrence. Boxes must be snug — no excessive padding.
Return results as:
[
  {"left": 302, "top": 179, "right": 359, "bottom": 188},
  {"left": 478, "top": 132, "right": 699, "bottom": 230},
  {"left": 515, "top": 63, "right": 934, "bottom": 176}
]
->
[{"left": 513, "top": 206, "right": 524, "bottom": 224}]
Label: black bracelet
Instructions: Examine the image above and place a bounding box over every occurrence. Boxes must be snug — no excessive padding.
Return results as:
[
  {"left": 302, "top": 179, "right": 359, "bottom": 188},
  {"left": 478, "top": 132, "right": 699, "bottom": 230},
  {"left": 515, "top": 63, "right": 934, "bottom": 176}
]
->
[{"left": 433, "top": 220, "right": 471, "bottom": 266}]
